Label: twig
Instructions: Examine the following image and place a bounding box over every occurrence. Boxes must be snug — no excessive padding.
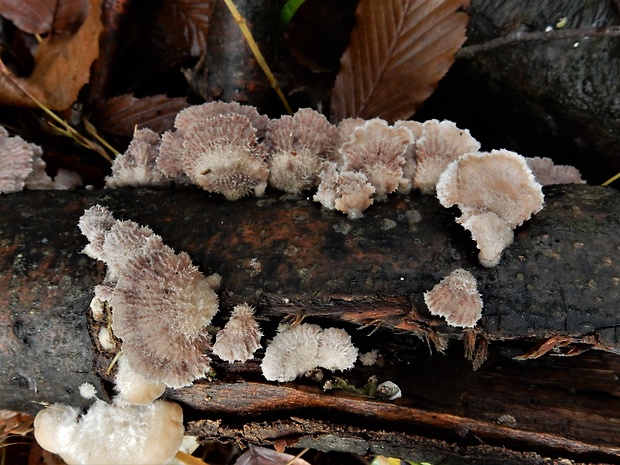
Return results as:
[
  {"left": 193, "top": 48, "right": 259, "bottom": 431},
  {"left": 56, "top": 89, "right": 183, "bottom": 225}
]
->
[
  {"left": 0, "top": 59, "right": 115, "bottom": 163},
  {"left": 221, "top": 0, "right": 293, "bottom": 115},
  {"left": 457, "top": 26, "right": 620, "bottom": 59}
]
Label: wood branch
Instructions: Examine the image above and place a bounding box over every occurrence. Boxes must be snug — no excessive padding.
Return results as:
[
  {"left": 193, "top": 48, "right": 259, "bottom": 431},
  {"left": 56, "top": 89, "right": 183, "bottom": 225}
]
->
[{"left": 1, "top": 185, "right": 619, "bottom": 464}]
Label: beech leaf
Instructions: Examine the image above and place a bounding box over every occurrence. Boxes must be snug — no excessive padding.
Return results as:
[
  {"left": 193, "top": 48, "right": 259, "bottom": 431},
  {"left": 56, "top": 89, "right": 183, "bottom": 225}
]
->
[
  {"left": 0, "top": 0, "right": 103, "bottom": 110},
  {"left": 92, "top": 94, "right": 189, "bottom": 137},
  {"left": 234, "top": 446, "right": 311, "bottom": 465},
  {"left": 330, "top": 0, "right": 470, "bottom": 123},
  {"left": 0, "top": 0, "right": 88, "bottom": 35}
]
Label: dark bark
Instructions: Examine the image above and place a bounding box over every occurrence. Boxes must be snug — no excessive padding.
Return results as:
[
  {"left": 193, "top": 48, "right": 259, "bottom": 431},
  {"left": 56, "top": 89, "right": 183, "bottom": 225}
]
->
[
  {"left": 417, "top": 0, "right": 620, "bottom": 184},
  {"left": 0, "top": 185, "right": 619, "bottom": 463}
]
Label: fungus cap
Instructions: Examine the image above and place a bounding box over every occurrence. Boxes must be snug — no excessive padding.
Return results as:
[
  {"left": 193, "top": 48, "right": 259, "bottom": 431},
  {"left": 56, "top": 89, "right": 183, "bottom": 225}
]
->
[
  {"left": 340, "top": 119, "right": 413, "bottom": 198},
  {"left": 412, "top": 120, "right": 480, "bottom": 194},
  {"left": 34, "top": 400, "right": 184, "bottom": 465},
  {"left": 105, "top": 128, "right": 168, "bottom": 188},
  {"left": 424, "top": 269, "right": 483, "bottom": 328},
  {"left": 0, "top": 128, "right": 34, "bottom": 194},
  {"left": 212, "top": 303, "right": 262, "bottom": 363},
  {"left": 261, "top": 323, "right": 358, "bottom": 382},
  {"left": 525, "top": 156, "right": 585, "bottom": 185},
  {"left": 436, "top": 150, "right": 544, "bottom": 229}
]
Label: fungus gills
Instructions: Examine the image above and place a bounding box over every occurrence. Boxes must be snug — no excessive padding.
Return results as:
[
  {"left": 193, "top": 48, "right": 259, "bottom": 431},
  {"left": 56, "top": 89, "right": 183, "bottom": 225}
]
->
[
  {"left": 213, "top": 303, "right": 263, "bottom": 363},
  {"left": 79, "top": 205, "right": 220, "bottom": 388},
  {"left": 424, "top": 269, "right": 483, "bottom": 328},
  {"left": 436, "top": 150, "right": 544, "bottom": 267},
  {"left": 261, "top": 323, "right": 358, "bottom": 382}
]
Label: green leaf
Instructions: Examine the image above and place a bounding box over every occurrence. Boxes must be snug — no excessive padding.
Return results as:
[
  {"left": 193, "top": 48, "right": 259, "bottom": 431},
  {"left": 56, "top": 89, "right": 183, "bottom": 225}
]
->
[{"left": 280, "top": 0, "right": 306, "bottom": 25}]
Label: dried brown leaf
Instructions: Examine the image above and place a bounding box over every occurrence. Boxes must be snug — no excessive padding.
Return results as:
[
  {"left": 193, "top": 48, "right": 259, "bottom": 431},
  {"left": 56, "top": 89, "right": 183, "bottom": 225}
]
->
[
  {"left": 0, "top": 0, "right": 103, "bottom": 110},
  {"left": 330, "top": 0, "right": 470, "bottom": 123},
  {"left": 0, "top": 0, "right": 88, "bottom": 35},
  {"left": 234, "top": 445, "right": 311, "bottom": 465},
  {"left": 92, "top": 94, "right": 189, "bottom": 137}
]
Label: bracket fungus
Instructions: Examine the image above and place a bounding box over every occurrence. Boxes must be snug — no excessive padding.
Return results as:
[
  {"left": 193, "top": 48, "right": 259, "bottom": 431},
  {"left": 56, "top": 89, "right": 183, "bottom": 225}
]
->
[
  {"left": 525, "top": 156, "right": 585, "bottom": 185},
  {"left": 157, "top": 102, "right": 270, "bottom": 199},
  {"left": 0, "top": 127, "right": 34, "bottom": 194},
  {"left": 212, "top": 303, "right": 262, "bottom": 363},
  {"left": 412, "top": 119, "right": 481, "bottom": 194},
  {"left": 34, "top": 400, "right": 184, "bottom": 465},
  {"left": 265, "top": 108, "right": 338, "bottom": 194},
  {"left": 313, "top": 162, "right": 376, "bottom": 219},
  {"left": 340, "top": 118, "right": 414, "bottom": 198},
  {"left": 79, "top": 205, "right": 221, "bottom": 388},
  {"left": 424, "top": 269, "right": 483, "bottom": 328},
  {"left": 261, "top": 323, "right": 358, "bottom": 382},
  {"left": 436, "top": 150, "right": 544, "bottom": 267},
  {"left": 105, "top": 128, "right": 168, "bottom": 188}
]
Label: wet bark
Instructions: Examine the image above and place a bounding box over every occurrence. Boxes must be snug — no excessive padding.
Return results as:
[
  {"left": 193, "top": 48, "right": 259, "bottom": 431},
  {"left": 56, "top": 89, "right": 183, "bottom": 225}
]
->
[{"left": 0, "top": 185, "right": 619, "bottom": 464}]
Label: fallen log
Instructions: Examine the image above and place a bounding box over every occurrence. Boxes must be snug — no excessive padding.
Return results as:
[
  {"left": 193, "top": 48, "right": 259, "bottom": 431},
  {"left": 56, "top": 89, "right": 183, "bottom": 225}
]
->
[{"left": 0, "top": 185, "right": 619, "bottom": 464}]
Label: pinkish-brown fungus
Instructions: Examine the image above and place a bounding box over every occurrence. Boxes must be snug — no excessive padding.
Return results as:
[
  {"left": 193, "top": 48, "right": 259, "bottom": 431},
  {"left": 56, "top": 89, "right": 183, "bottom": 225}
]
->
[
  {"left": 79, "top": 205, "right": 220, "bottom": 388},
  {"left": 106, "top": 128, "right": 168, "bottom": 188},
  {"left": 436, "top": 150, "right": 544, "bottom": 267},
  {"left": 424, "top": 269, "right": 482, "bottom": 328},
  {"left": 340, "top": 119, "right": 413, "bottom": 198},
  {"left": 265, "top": 108, "right": 337, "bottom": 194},
  {"left": 314, "top": 162, "right": 375, "bottom": 219},
  {"left": 0, "top": 127, "right": 34, "bottom": 194},
  {"left": 412, "top": 119, "right": 480, "bottom": 194},
  {"left": 525, "top": 156, "right": 585, "bottom": 185},
  {"left": 212, "top": 303, "right": 262, "bottom": 363}
]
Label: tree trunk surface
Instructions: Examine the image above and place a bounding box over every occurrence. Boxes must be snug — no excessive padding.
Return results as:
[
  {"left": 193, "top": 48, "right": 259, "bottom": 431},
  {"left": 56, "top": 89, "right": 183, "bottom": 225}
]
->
[{"left": 1, "top": 185, "right": 619, "bottom": 464}]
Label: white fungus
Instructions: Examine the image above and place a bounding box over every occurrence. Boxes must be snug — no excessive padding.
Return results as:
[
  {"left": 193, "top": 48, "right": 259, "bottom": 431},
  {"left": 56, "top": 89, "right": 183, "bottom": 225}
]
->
[
  {"left": 212, "top": 303, "right": 262, "bottom": 363},
  {"left": 436, "top": 150, "right": 544, "bottom": 267},
  {"left": 79, "top": 205, "right": 221, "bottom": 388},
  {"left": 261, "top": 323, "right": 358, "bottom": 382},
  {"left": 34, "top": 400, "right": 184, "bottom": 465}
]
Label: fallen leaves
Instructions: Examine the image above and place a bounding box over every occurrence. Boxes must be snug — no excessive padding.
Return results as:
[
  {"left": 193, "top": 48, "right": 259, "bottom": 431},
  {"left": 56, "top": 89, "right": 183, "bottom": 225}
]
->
[
  {"left": 0, "top": 0, "right": 103, "bottom": 110},
  {"left": 330, "top": 0, "right": 470, "bottom": 123}
]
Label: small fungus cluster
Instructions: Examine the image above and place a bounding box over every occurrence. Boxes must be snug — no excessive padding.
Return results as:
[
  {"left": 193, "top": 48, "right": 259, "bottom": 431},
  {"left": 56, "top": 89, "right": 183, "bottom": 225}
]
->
[
  {"left": 0, "top": 127, "right": 81, "bottom": 193},
  {"left": 101, "top": 101, "right": 586, "bottom": 267}
]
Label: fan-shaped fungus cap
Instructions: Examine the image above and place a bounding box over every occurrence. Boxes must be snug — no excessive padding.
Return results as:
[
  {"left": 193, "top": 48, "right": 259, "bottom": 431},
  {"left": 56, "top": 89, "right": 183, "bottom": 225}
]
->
[
  {"left": 340, "top": 119, "right": 413, "bottom": 198},
  {"left": 110, "top": 235, "right": 218, "bottom": 387},
  {"left": 0, "top": 127, "right": 34, "bottom": 194},
  {"left": 437, "top": 150, "right": 544, "bottom": 229},
  {"left": 436, "top": 150, "right": 544, "bottom": 266},
  {"left": 261, "top": 323, "right": 358, "bottom": 382},
  {"left": 79, "top": 206, "right": 220, "bottom": 388},
  {"left": 212, "top": 303, "right": 262, "bottom": 363},
  {"left": 173, "top": 101, "right": 269, "bottom": 139},
  {"left": 394, "top": 120, "right": 423, "bottom": 193},
  {"left": 105, "top": 128, "right": 168, "bottom": 188},
  {"left": 424, "top": 269, "right": 483, "bottom": 328},
  {"left": 34, "top": 400, "right": 184, "bottom": 465},
  {"left": 313, "top": 162, "right": 375, "bottom": 219},
  {"left": 525, "top": 156, "right": 585, "bottom": 185},
  {"left": 265, "top": 108, "right": 337, "bottom": 194},
  {"left": 180, "top": 113, "right": 269, "bottom": 200},
  {"left": 413, "top": 120, "right": 481, "bottom": 194}
]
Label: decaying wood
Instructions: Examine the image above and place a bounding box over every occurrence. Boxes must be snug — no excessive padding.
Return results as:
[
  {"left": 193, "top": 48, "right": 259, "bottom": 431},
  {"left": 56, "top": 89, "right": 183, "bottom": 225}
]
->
[{"left": 0, "top": 185, "right": 619, "bottom": 464}]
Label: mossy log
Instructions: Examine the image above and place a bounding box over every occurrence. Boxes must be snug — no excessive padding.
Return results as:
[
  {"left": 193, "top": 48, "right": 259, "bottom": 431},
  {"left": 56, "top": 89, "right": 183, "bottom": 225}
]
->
[{"left": 0, "top": 185, "right": 619, "bottom": 464}]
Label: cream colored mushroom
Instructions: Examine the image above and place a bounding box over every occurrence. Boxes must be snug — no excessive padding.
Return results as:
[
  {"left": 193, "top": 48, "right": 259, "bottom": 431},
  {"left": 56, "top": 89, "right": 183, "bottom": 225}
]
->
[
  {"left": 436, "top": 150, "right": 544, "bottom": 267},
  {"left": 34, "top": 400, "right": 184, "bottom": 465},
  {"left": 424, "top": 269, "right": 483, "bottom": 328}
]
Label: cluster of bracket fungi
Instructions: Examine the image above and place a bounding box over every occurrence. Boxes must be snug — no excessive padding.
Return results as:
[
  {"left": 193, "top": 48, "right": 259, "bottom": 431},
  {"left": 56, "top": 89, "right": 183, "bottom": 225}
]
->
[{"left": 0, "top": 102, "right": 587, "bottom": 464}]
